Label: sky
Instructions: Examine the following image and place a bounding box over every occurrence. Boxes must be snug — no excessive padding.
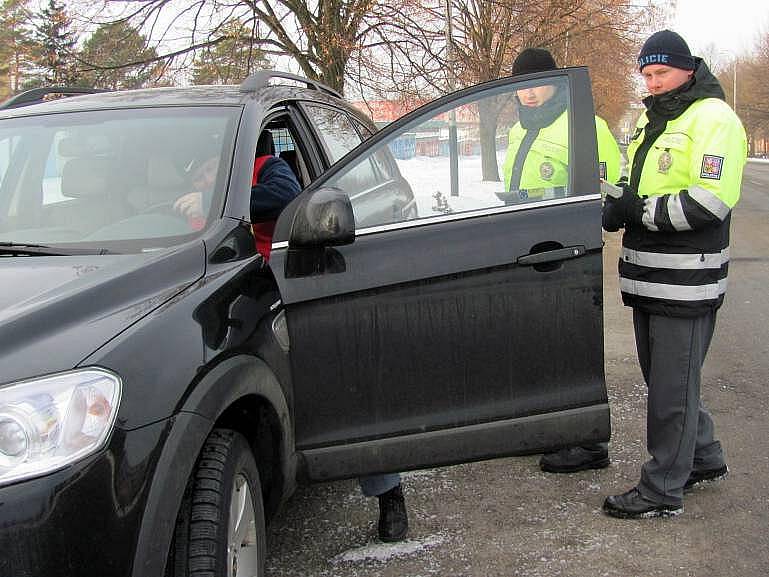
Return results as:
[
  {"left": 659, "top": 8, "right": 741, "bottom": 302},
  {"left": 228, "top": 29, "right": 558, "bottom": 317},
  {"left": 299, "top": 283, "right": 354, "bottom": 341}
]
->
[{"left": 671, "top": 0, "right": 769, "bottom": 58}]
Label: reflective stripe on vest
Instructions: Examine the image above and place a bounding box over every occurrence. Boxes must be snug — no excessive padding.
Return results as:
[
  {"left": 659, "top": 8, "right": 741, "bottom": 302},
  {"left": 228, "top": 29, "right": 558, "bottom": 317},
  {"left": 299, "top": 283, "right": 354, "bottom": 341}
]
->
[
  {"left": 666, "top": 194, "right": 690, "bottom": 231},
  {"left": 642, "top": 196, "right": 660, "bottom": 231},
  {"left": 689, "top": 185, "right": 731, "bottom": 220},
  {"left": 641, "top": 185, "right": 732, "bottom": 233},
  {"left": 621, "top": 247, "right": 729, "bottom": 270},
  {"left": 620, "top": 277, "right": 727, "bottom": 301}
]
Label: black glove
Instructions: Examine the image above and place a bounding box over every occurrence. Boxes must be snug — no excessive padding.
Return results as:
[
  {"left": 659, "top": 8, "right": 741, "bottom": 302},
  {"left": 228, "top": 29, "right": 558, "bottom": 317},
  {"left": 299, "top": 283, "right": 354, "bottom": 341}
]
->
[
  {"left": 602, "top": 194, "right": 624, "bottom": 231},
  {"left": 602, "top": 181, "right": 629, "bottom": 231},
  {"left": 620, "top": 188, "right": 646, "bottom": 226},
  {"left": 602, "top": 182, "right": 645, "bottom": 231}
]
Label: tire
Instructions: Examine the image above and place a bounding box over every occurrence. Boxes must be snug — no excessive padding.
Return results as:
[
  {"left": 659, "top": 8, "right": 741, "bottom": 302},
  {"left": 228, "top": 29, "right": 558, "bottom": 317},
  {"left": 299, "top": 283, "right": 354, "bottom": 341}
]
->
[{"left": 170, "top": 428, "right": 266, "bottom": 577}]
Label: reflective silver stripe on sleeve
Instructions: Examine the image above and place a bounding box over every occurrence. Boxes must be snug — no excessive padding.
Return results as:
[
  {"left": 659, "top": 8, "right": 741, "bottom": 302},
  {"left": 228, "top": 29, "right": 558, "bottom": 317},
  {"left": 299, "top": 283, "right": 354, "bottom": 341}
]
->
[
  {"left": 688, "top": 185, "right": 731, "bottom": 220},
  {"left": 622, "top": 247, "right": 729, "bottom": 269},
  {"left": 667, "top": 194, "right": 692, "bottom": 231},
  {"left": 620, "top": 278, "right": 726, "bottom": 301},
  {"left": 642, "top": 196, "right": 659, "bottom": 231}
]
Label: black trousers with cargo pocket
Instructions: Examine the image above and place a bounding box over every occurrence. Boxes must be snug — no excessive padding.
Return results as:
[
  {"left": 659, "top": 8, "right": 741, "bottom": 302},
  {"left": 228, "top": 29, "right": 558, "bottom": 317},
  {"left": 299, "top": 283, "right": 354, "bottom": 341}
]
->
[{"left": 632, "top": 308, "right": 726, "bottom": 506}]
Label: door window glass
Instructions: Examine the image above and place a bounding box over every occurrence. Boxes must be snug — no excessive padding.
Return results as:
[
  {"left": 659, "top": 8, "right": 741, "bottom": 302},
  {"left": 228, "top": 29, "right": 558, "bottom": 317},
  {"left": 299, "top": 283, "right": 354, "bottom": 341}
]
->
[
  {"left": 325, "top": 76, "right": 576, "bottom": 228},
  {"left": 304, "top": 104, "right": 361, "bottom": 162}
]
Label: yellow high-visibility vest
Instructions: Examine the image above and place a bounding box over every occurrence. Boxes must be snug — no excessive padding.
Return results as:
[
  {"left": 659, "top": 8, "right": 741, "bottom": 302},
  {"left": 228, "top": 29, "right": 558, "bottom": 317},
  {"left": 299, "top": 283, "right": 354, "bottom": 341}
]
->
[
  {"left": 627, "top": 98, "right": 746, "bottom": 208},
  {"left": 502, "top": 111, "right": 620, "bottom": 198}
]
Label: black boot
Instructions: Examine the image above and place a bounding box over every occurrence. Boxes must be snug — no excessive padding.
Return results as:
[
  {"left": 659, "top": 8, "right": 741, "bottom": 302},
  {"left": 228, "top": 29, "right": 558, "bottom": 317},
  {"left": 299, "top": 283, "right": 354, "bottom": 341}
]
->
[
  {"left": 539, "top": 445, "right": 610, "bottom": 473},
  {"left": 602, "top": 487, "right": 682, "bottom": 519},
  {"left": 684, "top": 464, "right": 728, "bottom": 492},
  {"left": 377, "top": 484, "right": 408, "bottom": 542}
]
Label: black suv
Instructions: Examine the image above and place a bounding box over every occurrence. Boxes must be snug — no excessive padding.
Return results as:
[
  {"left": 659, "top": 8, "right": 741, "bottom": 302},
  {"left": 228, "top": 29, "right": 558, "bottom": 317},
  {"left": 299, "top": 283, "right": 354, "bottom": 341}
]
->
[{"left": 0, "top": 69, "right": 609, "bottom": 576}]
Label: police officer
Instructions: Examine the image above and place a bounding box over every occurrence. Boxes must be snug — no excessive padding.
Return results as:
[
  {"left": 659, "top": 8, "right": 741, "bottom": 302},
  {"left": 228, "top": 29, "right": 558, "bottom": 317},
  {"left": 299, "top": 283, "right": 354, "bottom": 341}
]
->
[
  {"left": 602, "top": 30, "right": 746, "bottom": 518},
  {"left": 503, "top": 48, "right": 620, "bottom": 474},
  {"left": 502, "top": 48, "right": 620, "bottom": 203}
]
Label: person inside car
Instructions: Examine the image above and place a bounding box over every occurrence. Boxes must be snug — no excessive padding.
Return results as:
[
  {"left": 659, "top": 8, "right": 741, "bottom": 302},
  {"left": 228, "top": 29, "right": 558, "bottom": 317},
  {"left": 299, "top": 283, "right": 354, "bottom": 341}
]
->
[
  {"left": 174, "top": 131, "right": 300, "bottom": 259},
  {"left": 172, "top": 154, "right": 220, "bottom": 231}
]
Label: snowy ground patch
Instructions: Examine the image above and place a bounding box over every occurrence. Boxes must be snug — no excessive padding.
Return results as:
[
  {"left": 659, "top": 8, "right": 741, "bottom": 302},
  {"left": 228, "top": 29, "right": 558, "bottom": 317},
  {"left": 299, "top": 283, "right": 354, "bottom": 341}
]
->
[{"left": 331, "top": 533, "right": 446, "bottom": 564}]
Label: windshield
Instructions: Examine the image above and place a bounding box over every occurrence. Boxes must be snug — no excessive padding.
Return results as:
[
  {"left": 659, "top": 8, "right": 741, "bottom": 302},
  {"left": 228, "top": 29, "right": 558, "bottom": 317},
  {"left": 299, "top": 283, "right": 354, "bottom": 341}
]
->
[{"left": 0, "top": 106, "right": 240, "bottom": 253}]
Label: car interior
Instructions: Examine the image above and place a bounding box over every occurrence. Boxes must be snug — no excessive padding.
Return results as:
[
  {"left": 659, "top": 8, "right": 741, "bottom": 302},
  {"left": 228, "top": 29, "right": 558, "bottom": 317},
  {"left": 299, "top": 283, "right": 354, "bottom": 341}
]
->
[{"left": 261, "top": 113, "right": 309, "bottom": 189}]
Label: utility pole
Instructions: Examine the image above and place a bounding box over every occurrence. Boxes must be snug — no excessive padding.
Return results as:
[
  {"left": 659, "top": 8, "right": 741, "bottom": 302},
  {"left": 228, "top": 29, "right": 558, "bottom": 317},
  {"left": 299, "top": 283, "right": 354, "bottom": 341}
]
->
[{"left": 446, "top": 0, "right": 459, "bottom": 196}]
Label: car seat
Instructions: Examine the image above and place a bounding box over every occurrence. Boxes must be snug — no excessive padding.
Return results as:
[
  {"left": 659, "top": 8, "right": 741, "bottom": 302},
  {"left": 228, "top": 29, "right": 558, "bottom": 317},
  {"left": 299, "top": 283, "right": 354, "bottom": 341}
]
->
[
  {"left": 256, "top": 130, "right": 275, "bottom": 157},
  {"left": 46, "top": 156, "right": 127, "bottom": 233},
  {"left": 127, "top": 156, "right": 187, "bottom": 212},
  {"left": 278, "top": 149, "right": 303, "bottom": 187}
]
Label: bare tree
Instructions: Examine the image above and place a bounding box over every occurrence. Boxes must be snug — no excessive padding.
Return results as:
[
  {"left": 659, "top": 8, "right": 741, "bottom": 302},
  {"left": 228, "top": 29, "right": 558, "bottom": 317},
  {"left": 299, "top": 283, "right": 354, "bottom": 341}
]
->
[
  {"left": 78, "top": 0, "right": 422, "bottom": 94},
  {"left": 722, "top": 30, "right": 769, "bottom": 155},
  {"left": 352, "top": 0, "right": 663, "bottom": 180}
]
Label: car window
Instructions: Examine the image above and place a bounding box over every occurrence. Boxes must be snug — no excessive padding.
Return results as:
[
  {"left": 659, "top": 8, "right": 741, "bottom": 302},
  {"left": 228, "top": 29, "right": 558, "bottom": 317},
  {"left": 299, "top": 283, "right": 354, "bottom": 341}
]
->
[
  {"left": 0, "top": 106, "right": 239, "bottom": 251},
  {"left": 324, "top": 76, "right": 574, "bottom": 228},
  {"left": 351, "top": 117, "right": 375, "bottom": 139},
  {"left": 269, "top": 125, "right": 294, "bottom": 154},
  {"left": 262, "top": 115, "right": 308, "bottom": 187},
  {"left": 303, "top": 104, "right": 361, "bottom": 162},
  {"left": 0, "top": 133, "right": 18, "bottom": 198}
]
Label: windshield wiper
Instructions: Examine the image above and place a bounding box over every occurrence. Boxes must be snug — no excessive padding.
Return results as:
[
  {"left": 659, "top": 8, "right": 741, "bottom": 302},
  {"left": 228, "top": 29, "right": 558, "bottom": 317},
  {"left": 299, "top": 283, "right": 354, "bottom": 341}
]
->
[{"left": 0, "top": 242, "right": 114, "bottom": 256}]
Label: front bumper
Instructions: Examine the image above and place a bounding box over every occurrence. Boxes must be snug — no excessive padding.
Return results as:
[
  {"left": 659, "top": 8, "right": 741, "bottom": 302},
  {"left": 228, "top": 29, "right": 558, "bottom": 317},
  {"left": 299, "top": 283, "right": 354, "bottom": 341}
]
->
[{"left": 0, "top": 416, "right": 202, "bottom": 577}]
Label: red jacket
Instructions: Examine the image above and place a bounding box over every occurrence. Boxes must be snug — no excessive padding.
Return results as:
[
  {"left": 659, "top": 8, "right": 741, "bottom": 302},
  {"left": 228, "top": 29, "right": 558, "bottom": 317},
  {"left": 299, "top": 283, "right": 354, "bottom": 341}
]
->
[{"left": 251, "top": 155, "right": 275, "bottom": 259}]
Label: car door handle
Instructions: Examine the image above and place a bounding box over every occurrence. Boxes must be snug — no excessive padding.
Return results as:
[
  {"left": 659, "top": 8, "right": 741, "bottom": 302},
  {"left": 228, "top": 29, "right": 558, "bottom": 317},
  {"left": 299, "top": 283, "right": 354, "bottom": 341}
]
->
[{"left": 517, "top": 245, "right": 585, "bottom": 266}]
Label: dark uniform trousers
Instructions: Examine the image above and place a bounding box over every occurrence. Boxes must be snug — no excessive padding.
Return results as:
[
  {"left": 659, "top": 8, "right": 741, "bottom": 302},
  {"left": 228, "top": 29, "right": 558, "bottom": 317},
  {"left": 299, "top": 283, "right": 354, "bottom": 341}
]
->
[{"left": 633, "top": 308, "right": 726, "bottom": 505}]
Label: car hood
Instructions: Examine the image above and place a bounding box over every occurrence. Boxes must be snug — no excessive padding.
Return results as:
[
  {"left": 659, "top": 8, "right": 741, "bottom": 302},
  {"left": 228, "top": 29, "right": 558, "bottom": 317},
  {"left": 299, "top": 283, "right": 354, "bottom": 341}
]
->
[{"left": 0, "top": 242, "right": 205, "bottom": 386}]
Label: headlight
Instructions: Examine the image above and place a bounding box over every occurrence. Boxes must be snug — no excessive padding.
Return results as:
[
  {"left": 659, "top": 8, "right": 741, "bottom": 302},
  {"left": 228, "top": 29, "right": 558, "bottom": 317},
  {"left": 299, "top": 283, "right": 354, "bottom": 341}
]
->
[{"left": 0, "top": 368, "right": 121, "bottom": 486}]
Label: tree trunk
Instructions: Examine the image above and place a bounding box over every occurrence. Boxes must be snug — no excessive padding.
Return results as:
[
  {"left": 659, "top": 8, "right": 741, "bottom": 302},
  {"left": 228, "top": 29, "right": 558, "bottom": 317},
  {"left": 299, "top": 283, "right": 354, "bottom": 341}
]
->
[{"left": 478, "top": 98, "right": 500, "bottom": 182}]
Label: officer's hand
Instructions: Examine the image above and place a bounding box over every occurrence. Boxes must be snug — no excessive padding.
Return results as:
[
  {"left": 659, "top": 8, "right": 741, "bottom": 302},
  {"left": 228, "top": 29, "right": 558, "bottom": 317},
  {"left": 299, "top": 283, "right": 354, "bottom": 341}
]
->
[
  {"left": 495, "top": 190, "right": 524, "bottom": 205},
  {"left": 173, "top": 192, "right": 203, "bottom": 218},
  {"left": 619, "top": 188, "right": 645, "bottom": 225},
  {"left": 602, "top": 180, "right": 629, "bottom": 231},
  {"left": 602, "top": 194, "right": 625, "bottom": 231},
  {"left": 602, "top": 181, "right": 645, "bottom": 231}
]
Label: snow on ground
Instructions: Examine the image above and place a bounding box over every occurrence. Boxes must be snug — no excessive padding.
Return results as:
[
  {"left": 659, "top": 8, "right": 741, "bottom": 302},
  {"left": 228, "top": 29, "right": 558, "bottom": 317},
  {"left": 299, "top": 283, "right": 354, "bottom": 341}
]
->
[
  {"left": 394, "top": 151, "right": 509, "bottom": 217},
  {"left": 331, "top": 533, "right": 446, "bottom": 564}
]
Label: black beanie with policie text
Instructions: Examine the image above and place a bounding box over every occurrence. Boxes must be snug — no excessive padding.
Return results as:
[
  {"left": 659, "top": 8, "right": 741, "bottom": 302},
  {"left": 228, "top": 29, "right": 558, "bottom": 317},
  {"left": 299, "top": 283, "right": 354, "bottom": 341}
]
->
[{"left": 638, "top": 30, "right": 696, "bottom": 71}]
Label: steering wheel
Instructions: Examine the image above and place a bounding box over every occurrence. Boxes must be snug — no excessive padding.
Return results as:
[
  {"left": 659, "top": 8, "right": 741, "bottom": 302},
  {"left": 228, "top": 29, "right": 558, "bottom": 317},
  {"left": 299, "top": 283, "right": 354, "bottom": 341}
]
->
[
  {"left": 137, "top": 200, "right": 179, "bottom": 215},
  {"left": 136, "top": 199, "right": 207, "bottom": 232}
]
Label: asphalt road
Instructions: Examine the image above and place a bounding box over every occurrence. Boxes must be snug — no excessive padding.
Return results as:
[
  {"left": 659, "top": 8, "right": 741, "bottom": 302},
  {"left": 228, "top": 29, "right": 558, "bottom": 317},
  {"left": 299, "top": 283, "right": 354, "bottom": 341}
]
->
[{"left": 265, "top": 162, "right": 769, "bottom": 577}]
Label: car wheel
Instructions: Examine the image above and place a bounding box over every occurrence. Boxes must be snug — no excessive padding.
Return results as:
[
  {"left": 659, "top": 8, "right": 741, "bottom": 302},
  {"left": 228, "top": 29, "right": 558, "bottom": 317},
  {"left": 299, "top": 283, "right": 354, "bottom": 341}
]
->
[{"left": 170, "top": 428, "right": 266, "bottom": 577}]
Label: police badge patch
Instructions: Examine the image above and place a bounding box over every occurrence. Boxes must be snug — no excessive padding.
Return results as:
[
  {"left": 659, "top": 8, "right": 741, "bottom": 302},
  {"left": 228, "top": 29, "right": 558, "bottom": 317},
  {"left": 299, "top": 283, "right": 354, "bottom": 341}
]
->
[
  {"left": 658, "top": 150, "right": 672, "bottom": 174},
  {"left": 701, "top": 154, "right": 724, "bottom": 180},
  {"left": 540, "top": 161, "right": 554, "bottom": 181}
]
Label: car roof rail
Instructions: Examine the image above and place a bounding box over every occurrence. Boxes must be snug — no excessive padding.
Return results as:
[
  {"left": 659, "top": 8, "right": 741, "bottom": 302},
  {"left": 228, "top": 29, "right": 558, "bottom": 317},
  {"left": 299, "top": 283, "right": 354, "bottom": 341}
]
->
[
  {"left": 240, "top": 70, "right": 342, "bottom": 99},
  {"left": 0, "top": 86, "right": 108, "bottom": 110}
]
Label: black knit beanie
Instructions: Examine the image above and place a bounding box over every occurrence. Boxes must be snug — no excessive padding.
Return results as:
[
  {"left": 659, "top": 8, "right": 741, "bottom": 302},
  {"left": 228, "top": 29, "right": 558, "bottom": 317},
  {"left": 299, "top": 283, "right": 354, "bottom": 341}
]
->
[
  {"left": 512, "top": 48, "right": 557, "bottom": 76},
  {"left": 638, "top": 30, "right": 695, "bottom": 71}
]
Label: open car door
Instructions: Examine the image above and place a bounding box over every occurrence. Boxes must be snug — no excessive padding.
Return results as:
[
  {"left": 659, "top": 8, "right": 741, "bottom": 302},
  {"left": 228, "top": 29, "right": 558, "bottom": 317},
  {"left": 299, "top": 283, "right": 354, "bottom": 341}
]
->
[{"left": 271, "top": 67, "right": 610, "bottom": 481}]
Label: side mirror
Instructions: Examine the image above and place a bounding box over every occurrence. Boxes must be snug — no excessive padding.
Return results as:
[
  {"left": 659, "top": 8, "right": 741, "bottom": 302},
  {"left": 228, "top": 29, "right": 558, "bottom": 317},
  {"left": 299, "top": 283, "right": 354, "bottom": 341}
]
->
[{"left": 289, "top": 187, "right": 355, "bottom": 248}]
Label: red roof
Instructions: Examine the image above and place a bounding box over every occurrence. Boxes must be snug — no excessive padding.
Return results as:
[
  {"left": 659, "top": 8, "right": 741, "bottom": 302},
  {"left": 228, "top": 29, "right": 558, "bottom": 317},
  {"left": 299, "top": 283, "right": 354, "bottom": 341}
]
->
[
  {"left": 352, "top": 98, "right": 497, "bottom": 125},
  {"left": 351, "top": 100, "right": 426, "bottom": 123}
]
